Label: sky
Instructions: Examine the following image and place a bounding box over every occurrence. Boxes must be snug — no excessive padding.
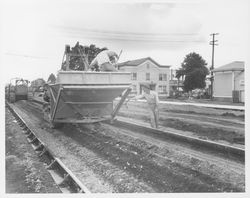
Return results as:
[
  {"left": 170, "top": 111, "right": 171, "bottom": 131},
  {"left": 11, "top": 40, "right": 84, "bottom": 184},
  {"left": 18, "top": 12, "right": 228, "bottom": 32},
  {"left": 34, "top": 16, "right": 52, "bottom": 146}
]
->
[{"left": 0, "top": 0, "right": 249, "bottom": 84}]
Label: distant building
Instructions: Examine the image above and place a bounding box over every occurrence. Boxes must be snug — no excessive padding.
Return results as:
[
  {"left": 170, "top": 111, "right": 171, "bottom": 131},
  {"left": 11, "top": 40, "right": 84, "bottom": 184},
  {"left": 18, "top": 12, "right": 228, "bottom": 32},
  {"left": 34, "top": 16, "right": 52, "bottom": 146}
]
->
[
  {"left": 212, "top": 61, "right": 244, "bottom": 102},
  {"left": 118, "top": 57, "right": 171, "bottom": 97},
  {"left": 169, "top": 69, "right": 184, "bottom": 96}
]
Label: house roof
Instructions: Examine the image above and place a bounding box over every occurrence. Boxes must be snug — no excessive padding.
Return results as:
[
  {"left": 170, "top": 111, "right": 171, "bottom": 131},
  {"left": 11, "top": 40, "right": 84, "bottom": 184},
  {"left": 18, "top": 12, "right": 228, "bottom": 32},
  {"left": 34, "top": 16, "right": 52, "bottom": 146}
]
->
[
  {"left": 213, "top": 61, "right": 244, "bottom": 72},
  {"left": 118, "top": 57, "right": 170, "bottom": 68}
]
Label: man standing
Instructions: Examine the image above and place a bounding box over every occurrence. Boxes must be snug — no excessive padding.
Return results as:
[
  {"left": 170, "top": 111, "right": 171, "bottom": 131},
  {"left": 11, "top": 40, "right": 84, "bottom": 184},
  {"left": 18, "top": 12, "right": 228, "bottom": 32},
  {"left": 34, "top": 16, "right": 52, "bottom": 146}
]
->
[
  {"left": 89, "top": 49, "right": 118, "bottom": 71},
  {"left": 132, "top": 83, "right": 159, "bottom": 128}
]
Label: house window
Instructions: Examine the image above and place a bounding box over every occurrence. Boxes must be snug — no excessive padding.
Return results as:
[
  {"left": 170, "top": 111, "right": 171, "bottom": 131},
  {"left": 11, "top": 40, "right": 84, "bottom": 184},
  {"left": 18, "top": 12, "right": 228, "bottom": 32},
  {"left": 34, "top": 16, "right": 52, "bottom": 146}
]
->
[
  {"left": 131, "top": 73, "right": 137, "bottom": 80},
  {"left": 158, "top": 85, "right": 167, "bottom": 93},
  {"left": 146, "top": 63, "right": 150, "bottom": 69},
  {"left": 146, "top": 73, "right": 150, "bottom": 81},
  {"left": 158, "top": 85, "right": 163, "bottom": 92},
  {"left": 159, "top": 73, "right": 167, "bottom": 81},
  {"left": 132, "top": 85, "right": 137, "bottom": 93},
  {"left": 159, "top": 74, "right": 161, "bottom": 81},
  {"left": 159, "top": 74, "right": 162, "bottom": 81},
  {"left": 163, "top": 85, "right": 167, "bottom": 93}
]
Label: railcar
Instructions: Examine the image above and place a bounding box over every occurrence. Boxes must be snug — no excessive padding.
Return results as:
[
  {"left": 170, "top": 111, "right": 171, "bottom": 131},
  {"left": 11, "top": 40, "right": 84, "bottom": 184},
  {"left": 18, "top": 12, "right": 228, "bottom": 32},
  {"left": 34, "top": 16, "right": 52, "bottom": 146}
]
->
[
  {"left": 6, "top": 78, "right": 29, "bottom": 103},
  {"left": 43, "top": 44, "right": 131, "bottom": 128}
]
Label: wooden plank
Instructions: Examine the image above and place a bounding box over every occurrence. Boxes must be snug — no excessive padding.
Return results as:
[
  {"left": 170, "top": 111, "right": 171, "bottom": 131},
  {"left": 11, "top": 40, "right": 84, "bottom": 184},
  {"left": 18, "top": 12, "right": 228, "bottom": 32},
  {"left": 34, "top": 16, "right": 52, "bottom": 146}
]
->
[
  {"left": 48, "top": 86, "right": 56, "bottom": 103},
  {"left": 51, "top": 86, "right": 63, "bottom": 121},
  {"left": 111, "top": 87, "right": 132, "bottom": 119}
]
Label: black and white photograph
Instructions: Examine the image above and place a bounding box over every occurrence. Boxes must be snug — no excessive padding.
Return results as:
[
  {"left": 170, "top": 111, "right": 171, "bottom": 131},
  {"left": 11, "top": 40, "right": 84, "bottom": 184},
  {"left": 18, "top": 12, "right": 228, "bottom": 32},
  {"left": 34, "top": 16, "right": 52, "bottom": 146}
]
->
[{"left": 0, "top": 0, "right": 249, "bottom": 196}]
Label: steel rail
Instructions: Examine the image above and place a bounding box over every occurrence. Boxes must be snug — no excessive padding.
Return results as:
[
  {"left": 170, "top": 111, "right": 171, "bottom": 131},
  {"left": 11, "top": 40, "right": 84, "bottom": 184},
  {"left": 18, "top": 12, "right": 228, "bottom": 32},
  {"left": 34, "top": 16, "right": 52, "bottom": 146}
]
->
[
  {"left": 109, "top": 118, "right": 245, "bottom": 162},
  {"left": 6, "top": 102, "right": 91, "bottom": 194}
]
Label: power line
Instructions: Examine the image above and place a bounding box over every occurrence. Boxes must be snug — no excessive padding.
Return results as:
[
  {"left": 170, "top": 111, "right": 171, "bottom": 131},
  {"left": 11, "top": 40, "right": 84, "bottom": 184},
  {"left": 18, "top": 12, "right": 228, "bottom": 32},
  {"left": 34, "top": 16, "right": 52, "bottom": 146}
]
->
[
  {"left": 57, "top": 26, "right": 200, "bottom": 37},
  {"left": 66, "top": 31, "right": 205, "bottom": 43},
  {"left": 209, "top": 33, "right": 219, "bottom": 99},
  {"left": 4, "top": 52, "right": 54, "bottom": 60},
  {"left": 56, "top": 26, "right": 205, "bottom": 43}
]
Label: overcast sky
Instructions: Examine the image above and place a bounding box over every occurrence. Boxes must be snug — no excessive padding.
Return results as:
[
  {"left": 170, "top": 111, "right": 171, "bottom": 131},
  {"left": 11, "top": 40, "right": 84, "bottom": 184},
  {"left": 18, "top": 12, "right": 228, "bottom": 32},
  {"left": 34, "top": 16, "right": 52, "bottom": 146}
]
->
[{"left": 0, "top": 0, "right": 249, "bottom": 83}]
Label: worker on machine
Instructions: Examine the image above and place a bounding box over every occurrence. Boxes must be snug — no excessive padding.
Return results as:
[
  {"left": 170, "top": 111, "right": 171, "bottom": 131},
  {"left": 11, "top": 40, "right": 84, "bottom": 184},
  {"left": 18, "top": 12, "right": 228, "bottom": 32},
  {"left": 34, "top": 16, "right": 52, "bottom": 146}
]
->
[
  {"left": 130, "top": 83, "right": 159, "bottom": 128},
  {"left": 89, "top": 49, "right": 119, "bottom": 72}
]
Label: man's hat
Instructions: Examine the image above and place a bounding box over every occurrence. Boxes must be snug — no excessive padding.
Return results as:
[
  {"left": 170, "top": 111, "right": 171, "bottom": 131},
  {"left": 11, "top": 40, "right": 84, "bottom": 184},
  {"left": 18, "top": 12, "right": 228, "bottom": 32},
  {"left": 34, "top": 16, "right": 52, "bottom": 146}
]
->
[
  {"left": 106, "top": 50, "right": 118, "bottom": 59},
  {"left": 140, "top": 83, "right": 150, "bottom": 89}
]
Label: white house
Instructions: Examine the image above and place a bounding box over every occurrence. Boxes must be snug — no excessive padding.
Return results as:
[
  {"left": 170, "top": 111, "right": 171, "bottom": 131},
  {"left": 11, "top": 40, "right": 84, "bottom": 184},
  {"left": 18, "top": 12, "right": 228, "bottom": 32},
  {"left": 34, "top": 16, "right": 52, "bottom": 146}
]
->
[
  {"left": 118, "top": 57, "right": 171, "bottom": 97},
  {"left": 213, "top": 61, "right": 244, "bottom": 102}
]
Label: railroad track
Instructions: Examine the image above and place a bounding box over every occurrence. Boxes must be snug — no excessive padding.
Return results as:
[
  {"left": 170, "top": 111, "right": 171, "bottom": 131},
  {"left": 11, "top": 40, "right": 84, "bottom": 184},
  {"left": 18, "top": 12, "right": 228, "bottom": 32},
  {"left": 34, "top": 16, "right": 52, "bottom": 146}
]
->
[
  {"left": 31, "top": 98, "right": 245, "bottom": 163},
  {"left": 7, "top": 99, "right": 245, "bottom": 192},
  {"left": 109, "top": 118, "right": 245, "bottom": 162},
  {"left": 6, "top": 102, "right": 91, "bottom": 194}
]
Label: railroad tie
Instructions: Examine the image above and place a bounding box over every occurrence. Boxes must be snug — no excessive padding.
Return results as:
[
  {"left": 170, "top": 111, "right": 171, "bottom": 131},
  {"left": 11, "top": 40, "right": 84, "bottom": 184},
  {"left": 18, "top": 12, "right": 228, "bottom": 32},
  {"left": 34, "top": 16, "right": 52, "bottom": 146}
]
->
[
  {"left": 39, "top": 148, "right": 48, "bottom": 157},
  {"left": 58, "top": 174, "right": 70, "bottom": 187},
  {"left": 46, "top": 159, "right": 57, "bottom": 170},
  {"left": 34, "top": 143, "right": 44, "bottom": 151}
]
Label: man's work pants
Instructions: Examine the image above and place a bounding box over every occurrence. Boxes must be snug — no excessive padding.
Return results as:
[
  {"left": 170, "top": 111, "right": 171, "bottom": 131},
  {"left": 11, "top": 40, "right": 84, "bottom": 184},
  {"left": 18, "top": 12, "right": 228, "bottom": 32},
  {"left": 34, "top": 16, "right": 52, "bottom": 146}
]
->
[{"left": 149, "top": 105, "right": 159, "bottom": 128}]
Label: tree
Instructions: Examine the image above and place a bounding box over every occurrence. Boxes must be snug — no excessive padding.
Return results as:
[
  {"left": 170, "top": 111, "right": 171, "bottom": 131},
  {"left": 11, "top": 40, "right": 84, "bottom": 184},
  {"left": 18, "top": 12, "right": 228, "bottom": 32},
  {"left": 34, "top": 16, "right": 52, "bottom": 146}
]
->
[
  {"left": 31, "top": 78, "right": 46, "bottom": 92},
  {"left": 67, "top": 42, "right": 108, "bottom": 71},
  {"left": 47, "top": 73, "right": 56, "bottom": 84},
  {"left": 176, "top": 52, "right": 209, "bottom": 92}
]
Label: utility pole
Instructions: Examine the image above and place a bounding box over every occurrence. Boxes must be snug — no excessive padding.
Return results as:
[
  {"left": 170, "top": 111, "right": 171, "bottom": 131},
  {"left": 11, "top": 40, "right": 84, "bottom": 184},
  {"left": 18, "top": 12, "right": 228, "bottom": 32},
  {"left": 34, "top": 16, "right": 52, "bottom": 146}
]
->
[{"left": 209, "top": 33, "right": 219, "bottom": 99}]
